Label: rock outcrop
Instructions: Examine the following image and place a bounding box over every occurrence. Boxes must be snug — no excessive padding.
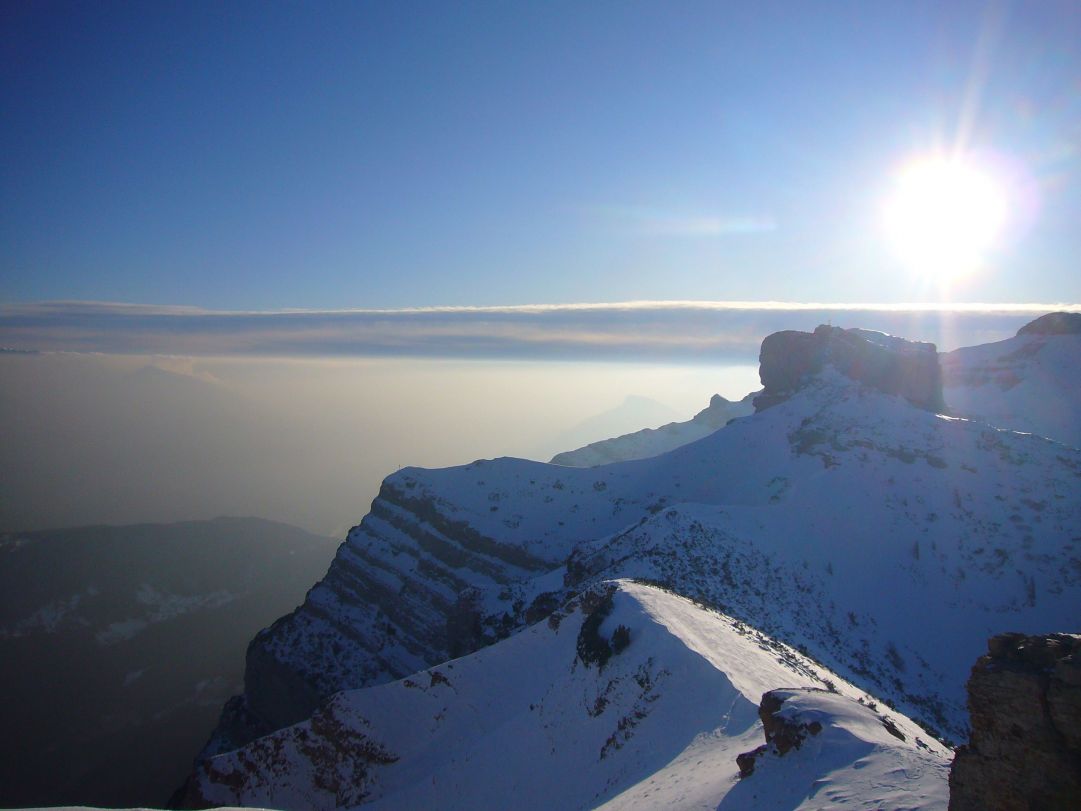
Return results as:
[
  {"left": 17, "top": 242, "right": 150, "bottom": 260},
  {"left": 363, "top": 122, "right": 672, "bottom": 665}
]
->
[
  {"left": 949, "top": 632, "right": 1081, "bottom": 810},
  {"left": 755, "top": 325, "right": 944, "bottom": 412},
  {"left": 736, "top": 690, "right": 825, "bottom": 777}
]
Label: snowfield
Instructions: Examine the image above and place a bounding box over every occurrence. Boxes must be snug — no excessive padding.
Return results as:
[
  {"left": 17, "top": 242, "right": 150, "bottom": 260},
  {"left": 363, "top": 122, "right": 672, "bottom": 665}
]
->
[
  {"left": 942, "top": 325, "right": 1081, "bottom": 448},
  {"left": 189, "top": 581, "right": 950, "bottom": 810}
]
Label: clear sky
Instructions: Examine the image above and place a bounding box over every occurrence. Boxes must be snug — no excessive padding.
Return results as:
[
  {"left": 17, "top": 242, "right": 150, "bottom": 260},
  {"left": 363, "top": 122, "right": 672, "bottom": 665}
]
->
[{"left": 2, "top": 0, "right": 1080, "bottom": 310}]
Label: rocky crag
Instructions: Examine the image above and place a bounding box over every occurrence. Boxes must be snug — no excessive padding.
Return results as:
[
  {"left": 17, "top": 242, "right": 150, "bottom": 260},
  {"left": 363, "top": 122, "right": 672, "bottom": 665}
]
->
[
  {"left": 949, "top": 632, "right": 1081, "bottom": 810},
  {"left": 755, "top": 325, "right": 944, "bottom": 413}
]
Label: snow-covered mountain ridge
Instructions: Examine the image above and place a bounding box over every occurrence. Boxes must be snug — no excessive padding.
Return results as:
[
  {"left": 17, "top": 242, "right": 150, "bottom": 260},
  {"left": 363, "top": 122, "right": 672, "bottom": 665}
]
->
[
  {"left": 184, "top": 580, "right": 950, "bottom": 810},
  {"left": 942, "top": 311, "right": 1081, "bottom": 448},
  {"left": 553, "top": 314, "right": 1081, "bottom": 469},
  {"left": 551, "top": 392, "right": 757, "bottom": 467},
  {"left": 201, "top": 318, "right": 1081, "bottom": 771}
]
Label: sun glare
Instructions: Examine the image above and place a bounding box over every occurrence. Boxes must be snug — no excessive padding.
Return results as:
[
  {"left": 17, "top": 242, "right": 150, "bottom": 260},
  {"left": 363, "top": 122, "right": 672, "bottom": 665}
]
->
[{"left": 883, "top": 156, "right": 1007, "bottom": 284}]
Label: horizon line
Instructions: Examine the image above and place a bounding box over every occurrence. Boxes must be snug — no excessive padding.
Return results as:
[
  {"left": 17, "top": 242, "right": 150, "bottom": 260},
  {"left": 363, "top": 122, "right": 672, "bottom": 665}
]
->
[{"left": 4, "top": 298, "right": 1080, "bottom": 317}]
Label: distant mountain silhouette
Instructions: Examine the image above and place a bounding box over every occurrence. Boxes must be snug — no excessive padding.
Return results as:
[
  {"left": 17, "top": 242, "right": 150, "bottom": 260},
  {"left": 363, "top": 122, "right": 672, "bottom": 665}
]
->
[{"left": 0, "top": 516, "right": 338, "bottom": 808}]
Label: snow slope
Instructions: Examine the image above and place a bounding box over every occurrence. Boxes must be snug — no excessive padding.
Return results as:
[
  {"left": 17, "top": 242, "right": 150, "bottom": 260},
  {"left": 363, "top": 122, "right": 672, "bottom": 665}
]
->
[
  {"left": 941, "top": 319, "right": 1081, "bottom": 447},
  {"left": 204, "top": 322, "right": 1080, "bottom": 763},
  {"left": 551, "top": 392, "right": 757, "bottom": 467},
  {"left": 187, "top": 581, "right": 949, "bottom": 811}
]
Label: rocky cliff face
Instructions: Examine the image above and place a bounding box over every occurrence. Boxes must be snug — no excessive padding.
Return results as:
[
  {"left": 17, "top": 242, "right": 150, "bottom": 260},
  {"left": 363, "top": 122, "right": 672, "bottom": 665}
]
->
[
  {"left": 755, "top": 325, "right": 944, "bottom": 412},
  {"left": 200, "top": 462, "right": 666, "bottom": 755},
  {"left": 949, "top": 633, "right": 1081, "bottom": 810}
]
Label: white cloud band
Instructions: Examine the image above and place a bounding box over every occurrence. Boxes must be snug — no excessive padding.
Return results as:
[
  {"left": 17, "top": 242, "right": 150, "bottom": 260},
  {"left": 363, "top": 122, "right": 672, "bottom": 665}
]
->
[{"left": 2, "top": 300, "right": 1077, "bottom": 360}]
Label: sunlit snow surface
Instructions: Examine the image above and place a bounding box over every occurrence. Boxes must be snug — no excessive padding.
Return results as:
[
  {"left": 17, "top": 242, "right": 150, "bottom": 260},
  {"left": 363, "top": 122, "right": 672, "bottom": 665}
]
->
[
  {"left": 942, "top": 329, "right": 1081, "bottom": 448},
  {"left": 194, "top": 581, "right": 949, "bottom": 810}
]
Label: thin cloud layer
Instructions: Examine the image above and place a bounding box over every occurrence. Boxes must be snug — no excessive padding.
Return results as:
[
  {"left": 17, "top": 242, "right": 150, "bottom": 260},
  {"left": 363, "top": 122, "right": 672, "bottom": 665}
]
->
[
  {"left": 2, "top": 300, "right": 1077, "bottom": 360},
  {"left": 584, "top": 206, "right": 778, "bottom": 237}
]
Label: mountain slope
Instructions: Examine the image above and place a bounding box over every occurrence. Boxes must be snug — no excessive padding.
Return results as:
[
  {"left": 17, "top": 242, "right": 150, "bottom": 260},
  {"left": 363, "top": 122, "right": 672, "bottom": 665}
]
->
[
  {"left": 184, "top": 580, "right": 950, "bottom": 811},
  {"left": 0, "top": 517, "right": 339, "bottom": 808},
  {"left": 941, "top": 311, "right": 1081, "bottom": 447},
  {"left": 551, "top": 391, "right": 757, "bottom": 467},
  {"left": 554, "top": 370, "right": 1080, "bottom": 739},
  {"left": 204, "top": 321, "right": 1081, "bottom": 760}
]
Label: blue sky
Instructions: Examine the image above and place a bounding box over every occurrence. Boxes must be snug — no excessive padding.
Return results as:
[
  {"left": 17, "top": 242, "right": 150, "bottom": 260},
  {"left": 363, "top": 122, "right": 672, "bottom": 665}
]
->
[{"left": 3, "top": 0, "right": 1080, "bottom": 311}]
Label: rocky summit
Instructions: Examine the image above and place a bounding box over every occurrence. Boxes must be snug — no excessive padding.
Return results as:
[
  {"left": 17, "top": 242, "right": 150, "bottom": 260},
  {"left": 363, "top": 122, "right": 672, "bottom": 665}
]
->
[{"left": 754, "top": 325, "right": 944, "bottom": 413}]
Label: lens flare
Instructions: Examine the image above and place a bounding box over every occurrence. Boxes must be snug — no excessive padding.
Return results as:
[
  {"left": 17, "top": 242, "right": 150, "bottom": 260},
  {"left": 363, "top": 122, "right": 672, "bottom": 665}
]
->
[{"left": 883, "top": 156, "right": 1007, "bottom": 282}]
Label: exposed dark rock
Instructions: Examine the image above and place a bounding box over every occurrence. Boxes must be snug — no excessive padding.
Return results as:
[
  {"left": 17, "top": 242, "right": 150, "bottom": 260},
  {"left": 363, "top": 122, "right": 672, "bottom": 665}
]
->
[
  {"left": 736, "top": 690, "right": 824, "bottom": 777},
  {"left": 1017, "top": 312, "right": 1081, "bottom": 336},
  {"left": 174, "top": 694, "right": 399, "bottom": 810},
  {"left": 755, "top": 325, "right": 944, "bottom": 413},
  {"left": 575, "top": 585, "right": 620, "bottom": 669},
  {"left": 524, "top": 591, "right": 562, "bottom": 625},
  {"left": 446, "top": 587, "right": 489, "bottom": 659},
  {"left": 949, "top": 632, "right": 1081, "bottom": 810}
]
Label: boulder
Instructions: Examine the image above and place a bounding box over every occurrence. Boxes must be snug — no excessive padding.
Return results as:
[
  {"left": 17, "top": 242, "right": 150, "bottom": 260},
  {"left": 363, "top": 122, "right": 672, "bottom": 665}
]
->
[{"left": 736, "top": 690, "right": 824, "bottom": 778}]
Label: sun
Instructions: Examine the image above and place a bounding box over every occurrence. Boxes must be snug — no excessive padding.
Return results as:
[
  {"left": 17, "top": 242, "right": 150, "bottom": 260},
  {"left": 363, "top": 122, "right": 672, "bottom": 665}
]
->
[{"left": 882, "top": 156, "right": 1007, "bottom": 283}]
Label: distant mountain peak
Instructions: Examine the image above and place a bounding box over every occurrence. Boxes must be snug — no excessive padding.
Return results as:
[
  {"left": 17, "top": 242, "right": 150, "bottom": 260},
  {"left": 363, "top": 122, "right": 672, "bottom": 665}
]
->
[{"left": 551, "top": 390, "right": 757, "bottom": 467}]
